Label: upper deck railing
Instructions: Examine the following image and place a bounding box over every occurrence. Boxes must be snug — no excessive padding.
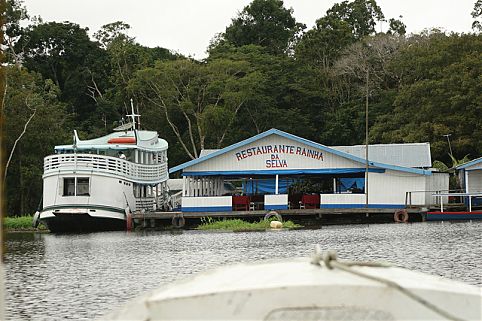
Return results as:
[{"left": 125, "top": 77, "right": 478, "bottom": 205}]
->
[{"left": 43, "top": 153, "right": 168, "bottom": 184}]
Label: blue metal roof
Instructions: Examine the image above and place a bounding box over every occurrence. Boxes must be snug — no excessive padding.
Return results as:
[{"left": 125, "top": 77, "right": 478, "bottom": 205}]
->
[
  {"left": 456, "top": 156, "right": 482, "bottom": 170},
  {"left": 169, "top": 129, "right": 432, "bottom": 176}
]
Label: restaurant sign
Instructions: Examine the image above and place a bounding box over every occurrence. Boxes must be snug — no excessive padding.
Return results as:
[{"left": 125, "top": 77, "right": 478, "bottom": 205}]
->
[{"left": 235, "top": 144, "right": 324, "bottom": 168}]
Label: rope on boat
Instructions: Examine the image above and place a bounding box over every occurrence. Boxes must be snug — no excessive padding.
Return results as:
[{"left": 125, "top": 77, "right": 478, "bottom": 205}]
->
[{"left": 311, "top": 246, "right": 465, "bottom": 321}]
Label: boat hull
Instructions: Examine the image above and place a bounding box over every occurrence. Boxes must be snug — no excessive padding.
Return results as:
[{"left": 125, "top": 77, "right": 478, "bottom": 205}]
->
[
  {"left": 426, "top": 211, "right": 482, "bottom": 221},
  {"left": 39, "top": 208, "right": 126, "bottom": 233}
]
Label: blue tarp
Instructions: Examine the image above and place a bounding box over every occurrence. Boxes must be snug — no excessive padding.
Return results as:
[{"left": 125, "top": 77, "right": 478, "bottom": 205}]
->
[
  {"left": 338, "top": 178, "right": 365, "bottom": 192},
  {"left": 243, "top": 179, "right": 296, "bottom": 195}
]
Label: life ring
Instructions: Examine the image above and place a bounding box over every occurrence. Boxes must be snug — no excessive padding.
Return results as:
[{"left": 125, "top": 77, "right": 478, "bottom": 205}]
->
[
  {"left": 264, "top": 211, "right": 282, "bottom": 222},
  {"left": 172, "top": 215, "right": 185, "bottom": 228},
  {"left": 394, "top": 209, "right": 409, "bottom": 223}
]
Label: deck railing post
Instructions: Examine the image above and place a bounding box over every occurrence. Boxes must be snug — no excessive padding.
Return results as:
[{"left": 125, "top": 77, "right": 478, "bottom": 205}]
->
[{"left": 275, "top": 175, "right": 279, "bottom": 195}]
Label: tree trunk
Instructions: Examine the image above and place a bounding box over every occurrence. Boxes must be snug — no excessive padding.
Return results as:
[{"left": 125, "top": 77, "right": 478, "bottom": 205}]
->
[{"left": 19, "top": 145, "right": 24, "bottom": 215}]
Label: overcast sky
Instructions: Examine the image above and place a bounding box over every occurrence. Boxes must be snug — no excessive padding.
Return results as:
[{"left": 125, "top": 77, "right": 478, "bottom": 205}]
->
[{"left": 23, "top": 0, "right": 476, "bottom": 59}]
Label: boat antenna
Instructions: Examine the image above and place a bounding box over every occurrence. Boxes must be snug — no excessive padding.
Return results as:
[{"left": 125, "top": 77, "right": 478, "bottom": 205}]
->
[
  {"left": 136, "top": 103, "right": 141, "bottom": 129},
  {"left": 127, "top": 98, "right": 140, "bottom": 131},
  {"left": 73, "top": 130, "right": 80, "bottom": 150}
]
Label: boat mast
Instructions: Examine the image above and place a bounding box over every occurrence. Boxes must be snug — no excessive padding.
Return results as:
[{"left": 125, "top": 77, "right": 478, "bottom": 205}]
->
[{"left": 127, "top": 98, "right": 140, "bottom": 131}]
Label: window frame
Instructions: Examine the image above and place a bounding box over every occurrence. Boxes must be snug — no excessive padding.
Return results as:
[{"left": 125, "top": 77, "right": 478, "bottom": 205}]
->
[{"left": 62, "top": 177, "right": 90, "bottom": 197}]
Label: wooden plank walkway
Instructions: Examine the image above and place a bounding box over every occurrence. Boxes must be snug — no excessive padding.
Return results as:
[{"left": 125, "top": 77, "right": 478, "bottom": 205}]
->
[{"left": 132, "top": 207, "right": 420, "bottom": 220}]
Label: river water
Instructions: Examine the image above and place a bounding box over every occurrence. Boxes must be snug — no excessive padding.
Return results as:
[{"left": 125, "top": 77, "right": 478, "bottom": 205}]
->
[{"left": 5, "top": 221, "right": 482, "bottom": 321}]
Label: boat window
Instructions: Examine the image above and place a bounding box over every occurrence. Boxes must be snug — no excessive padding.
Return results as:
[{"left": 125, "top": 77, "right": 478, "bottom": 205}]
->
[
  {"left": 63, "top": 177, "right": 90, "bottom": 196},
  {"left": 77, "top": 178, "right": 90, "bottom": 196},
  {"left": 63, "top": 178, "right": 75, "bottom": 196}
]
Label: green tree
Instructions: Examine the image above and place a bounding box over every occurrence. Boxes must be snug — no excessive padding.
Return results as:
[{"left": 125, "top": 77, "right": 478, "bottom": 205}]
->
[
  {"left": 94, "top": 21, "right": 178, "bottom": 127},
  {"left": 3, "top": 0, "right": 29, "bottom": 65},
  {"left": 3, "top": 67, "right": 69, "bottom": 215},
  {"left": 325, "top": 0, "right": 384, "bottom": 40},
  {"left": 295, "top": 16, "right": 353, "bottom": 69},
  {"left": 130, "top": 58, "right": 263, "bottom": 159},
  {"left": 17, "top": 21, "right": 110, "bottom": 130},
  {"left": 296, "top": 0, "right": 405, "bottom": 68},
  {"left": 213, "top": 0, "right": 305, "bottom": 55},
  {"left": 370, "top": 32, "right": 482, "bottom": 163},
  {"left": 93, "top": 21, "right": 133, "bottom": 49},
  {"left": 387, "top": 17, "right": 406, "bottom": 36},
  {"left": 208, "top": 44, "right": 321, "bottom": 141},
  {"left": 472, "top": 0, "right": 482, "bottom": 31}
]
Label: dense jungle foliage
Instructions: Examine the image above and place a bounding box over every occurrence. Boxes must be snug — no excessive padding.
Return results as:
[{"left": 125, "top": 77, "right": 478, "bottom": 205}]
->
[{"left": 2, "top": 0, "right": 482, "bottom": 215}]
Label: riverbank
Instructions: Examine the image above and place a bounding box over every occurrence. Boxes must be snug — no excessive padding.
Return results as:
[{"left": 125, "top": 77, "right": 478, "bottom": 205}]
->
[
  {"left": 197, "top": 218, "right": 301, "bottom": 231},
  {"left": 4, "top": 215, "right": 47, "bottom": 232}
]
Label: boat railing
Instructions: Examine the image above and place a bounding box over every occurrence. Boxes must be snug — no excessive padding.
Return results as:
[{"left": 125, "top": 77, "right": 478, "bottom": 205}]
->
[
  {"left": 405, "top": 189, "right": 454, "bottom": 208},
  {"left": 135, "top": 197, "right": 156, "bottom": 211},
  {"left": 431, "top": 192, "right": 482, "bottom": 212},
  {"left": 405, "top": 189, "right": 471, "bottom": 209},
  {"left": 44, "top": 154, "right": 168, "bottom": 183}
]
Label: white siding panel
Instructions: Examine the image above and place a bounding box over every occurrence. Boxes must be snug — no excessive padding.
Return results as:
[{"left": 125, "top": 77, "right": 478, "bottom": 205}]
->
[
  {"left": 265, "top": 194, "right": 288, "bottom": 206},
  {"left": 43, "top": 174, "right": 131, "bottom": 210},
  {"left": 467, "top": 170, "right": 482, "bottom": 193},
  {"left": 320, "top": 194, "right": 366, "bottom": 205},
  {"left": 368, "top": 171, "right": 426, "bottom": 205},
  {"left": 425, "top": 173, "right": 450, "bottom": 205},
  {"left": 182, "top": 196, "right": 232, "bottom": 208},
  {"left": 43, "top": 176, "right": 58, "bottom": 208}
]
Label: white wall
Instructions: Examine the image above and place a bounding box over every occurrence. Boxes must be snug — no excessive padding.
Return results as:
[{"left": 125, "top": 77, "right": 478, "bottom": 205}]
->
[
  {"left": 320, "top": 194, "right": 366, "bottom": 206},
  {"left": 368, "top": 170, "right": 427, "bottom": 205},
  {"left": 467, "top": 170, "right": 482, "bottom": 193},
  {"left": 425, "top": 172, "right": 450, "bottom": 205},
  {"left": 182, "top": 196, "right": 232, "bottom": 211},
  {"left": 43, "top": 174, "right": 133, "bottom": 210},
  {"left": 265, "top": 194, "right": 288, "bottom": 210}
]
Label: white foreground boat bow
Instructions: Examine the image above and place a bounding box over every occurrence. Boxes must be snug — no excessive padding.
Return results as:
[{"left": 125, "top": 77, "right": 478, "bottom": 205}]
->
[{"left": 101, "top": 248, "right": 482, "bottom": 321}]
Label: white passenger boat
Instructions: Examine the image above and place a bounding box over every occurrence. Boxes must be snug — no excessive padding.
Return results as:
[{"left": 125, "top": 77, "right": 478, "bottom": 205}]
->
[
  {"left": 36, "top": 109, "right": 169, "bottom": 232},
  {"left": 101, "top": 248, "right": 482, "bottom": 321}
]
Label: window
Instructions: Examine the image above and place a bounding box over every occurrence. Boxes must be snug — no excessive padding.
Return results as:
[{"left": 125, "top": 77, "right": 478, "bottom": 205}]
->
[
  {"left": 63, "top": 178, "right": 75, "bottom": 196},
  {"left": 77, "top": 178, "right": 90, "bottom": 196},
  {"left": 63, "top": 177, "right": 90, "bottom": 196}
]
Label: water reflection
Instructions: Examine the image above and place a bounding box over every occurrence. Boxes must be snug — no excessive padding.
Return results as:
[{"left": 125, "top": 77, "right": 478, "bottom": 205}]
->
[{"left": 5, "top": 221, "right": 482, "bottom": 321}]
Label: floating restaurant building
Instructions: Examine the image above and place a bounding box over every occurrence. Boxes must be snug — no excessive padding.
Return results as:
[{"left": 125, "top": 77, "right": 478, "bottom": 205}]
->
[{"left": 169, "top": 129, "right": 448, "bottom": 213}]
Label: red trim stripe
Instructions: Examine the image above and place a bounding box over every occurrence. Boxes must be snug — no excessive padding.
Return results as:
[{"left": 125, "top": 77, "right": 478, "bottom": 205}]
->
[{"left": 108, "top": 137, "right": 136, "bottom": 144}]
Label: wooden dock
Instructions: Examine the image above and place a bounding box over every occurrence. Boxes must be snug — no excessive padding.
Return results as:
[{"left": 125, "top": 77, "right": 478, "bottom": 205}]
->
[{"left": 131, "top": 207, "right": 425, "bottom": 228}]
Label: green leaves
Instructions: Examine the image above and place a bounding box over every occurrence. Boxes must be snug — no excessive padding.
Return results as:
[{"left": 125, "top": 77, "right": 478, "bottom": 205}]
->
[
  {"left": 130, "top": 57, "right": 263, "bottom": 158},
  {"left": 4, "top": 66, "right": 70, "bottom": 215},
  {"left": 370, "top": 32, "right": 482, "bottom": 163},
  {"left": 216, "top": 0, "right": 305, "bottom": 55}
]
